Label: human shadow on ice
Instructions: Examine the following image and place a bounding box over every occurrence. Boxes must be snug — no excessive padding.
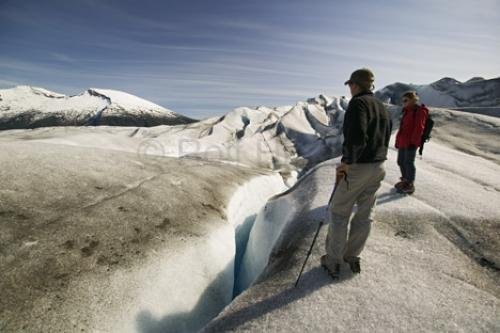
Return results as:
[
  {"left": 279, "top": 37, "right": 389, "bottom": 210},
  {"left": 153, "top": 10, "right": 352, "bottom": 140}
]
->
[{"left": 376, "top": 188, "right": 405, "bottom": 206}]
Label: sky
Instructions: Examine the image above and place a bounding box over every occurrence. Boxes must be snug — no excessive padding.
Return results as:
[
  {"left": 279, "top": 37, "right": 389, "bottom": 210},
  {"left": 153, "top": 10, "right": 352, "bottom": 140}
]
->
[{"left": 0, "top": 0, "right": 499, "bottom": 118}]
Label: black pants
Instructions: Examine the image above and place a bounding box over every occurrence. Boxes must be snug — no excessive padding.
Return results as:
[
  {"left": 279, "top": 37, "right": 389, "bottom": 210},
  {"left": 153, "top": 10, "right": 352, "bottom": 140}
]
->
[{"left": 397, "top": 147, "right": 417, "bottom": 182}]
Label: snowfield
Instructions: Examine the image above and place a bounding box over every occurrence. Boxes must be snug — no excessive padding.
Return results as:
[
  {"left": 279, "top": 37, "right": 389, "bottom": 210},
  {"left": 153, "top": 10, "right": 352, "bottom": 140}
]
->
[{"left": 0, "top": 91, "right": 499, "bottom": 332}]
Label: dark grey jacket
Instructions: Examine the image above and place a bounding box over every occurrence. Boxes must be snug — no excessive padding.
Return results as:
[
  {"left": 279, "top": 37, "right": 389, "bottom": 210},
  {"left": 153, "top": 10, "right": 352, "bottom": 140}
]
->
[{"left": 341, "top": 91, "right": 392, "bottom": 164}]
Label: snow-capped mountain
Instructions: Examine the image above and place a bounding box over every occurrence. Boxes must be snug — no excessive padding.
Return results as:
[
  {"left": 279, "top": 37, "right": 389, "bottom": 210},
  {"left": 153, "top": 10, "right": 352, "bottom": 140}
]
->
[
  {"left": 0, "top": 85, "right": 196, "bottom": 130},
  {"left": 375, "top": 76, "right": 500, "bottom": 108}
]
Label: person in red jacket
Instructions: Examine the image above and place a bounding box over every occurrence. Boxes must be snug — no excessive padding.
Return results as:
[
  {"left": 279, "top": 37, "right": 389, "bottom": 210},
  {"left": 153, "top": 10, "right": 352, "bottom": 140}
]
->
[{"left": 395, "top": 91, "right": 429, "bottom": 194}]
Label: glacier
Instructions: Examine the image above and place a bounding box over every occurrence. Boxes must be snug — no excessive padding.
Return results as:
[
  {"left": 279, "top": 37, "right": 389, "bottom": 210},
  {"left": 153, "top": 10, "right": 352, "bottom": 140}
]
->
[
  {"left": 0, "top": 87, "right": 499, "bottom": 332},
  {"left": 0, "top": 136, "right": 287, "bottom": 333}
]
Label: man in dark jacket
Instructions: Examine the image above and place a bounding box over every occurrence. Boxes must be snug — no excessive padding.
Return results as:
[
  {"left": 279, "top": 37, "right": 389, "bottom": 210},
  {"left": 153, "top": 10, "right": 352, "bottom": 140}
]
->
[{"left": 322, "top": 68, "right": 392, "bottom": 278}]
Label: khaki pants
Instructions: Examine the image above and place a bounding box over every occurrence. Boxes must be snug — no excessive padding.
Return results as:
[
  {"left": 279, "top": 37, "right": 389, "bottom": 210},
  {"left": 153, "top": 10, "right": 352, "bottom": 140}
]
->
[{"left": 326, "top": 162, "right": 385, "bottom": 264}]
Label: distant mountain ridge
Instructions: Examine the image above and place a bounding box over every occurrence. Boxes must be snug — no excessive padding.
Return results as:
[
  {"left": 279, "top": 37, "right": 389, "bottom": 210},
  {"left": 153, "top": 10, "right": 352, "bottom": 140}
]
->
[
  {"left": 0, "top": 86, "right": 196, "bottom": 130},
  {"left": 375, "top": 76, "right": 500, "bottom": 108},
  {"left": 2, "top": 77, "right": 499, "bottom": 132}
]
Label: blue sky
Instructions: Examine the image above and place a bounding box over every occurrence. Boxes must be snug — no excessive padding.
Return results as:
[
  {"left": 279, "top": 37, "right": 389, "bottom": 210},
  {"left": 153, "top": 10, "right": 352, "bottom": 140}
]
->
[{"left": 0, "top": 0, "right": 499, "bottom": 118}]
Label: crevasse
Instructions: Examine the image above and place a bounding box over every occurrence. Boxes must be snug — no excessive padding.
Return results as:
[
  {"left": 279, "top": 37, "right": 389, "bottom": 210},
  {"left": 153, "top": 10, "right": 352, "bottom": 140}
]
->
[{"left": 226, "top": 173, "right": 288, "bottom": 298}]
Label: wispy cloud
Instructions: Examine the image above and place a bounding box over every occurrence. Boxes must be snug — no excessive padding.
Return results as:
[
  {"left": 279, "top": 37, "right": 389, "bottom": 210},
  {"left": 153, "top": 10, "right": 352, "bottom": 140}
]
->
[
  {"left": 50, "top": 53, "right": 76, "bottom": 63},
  {"left": 0, "top": 78, "right": 20, "bottom": 88}
]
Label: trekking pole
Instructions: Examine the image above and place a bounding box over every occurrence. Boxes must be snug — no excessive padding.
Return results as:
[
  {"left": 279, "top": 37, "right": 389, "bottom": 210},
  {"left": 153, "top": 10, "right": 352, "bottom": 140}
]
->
[
  {"left": 294, "top": 172, "right": 343, "bottom": 287},
  {"left": 294, "top": 219, "right": 324, "bottom": 288}
]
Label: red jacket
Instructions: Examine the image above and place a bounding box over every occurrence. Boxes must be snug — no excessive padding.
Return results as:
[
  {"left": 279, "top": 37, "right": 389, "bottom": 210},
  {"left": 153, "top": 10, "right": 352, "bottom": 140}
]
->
[{"left": 395, "top": 104, "right": 429, "bottom": 149}]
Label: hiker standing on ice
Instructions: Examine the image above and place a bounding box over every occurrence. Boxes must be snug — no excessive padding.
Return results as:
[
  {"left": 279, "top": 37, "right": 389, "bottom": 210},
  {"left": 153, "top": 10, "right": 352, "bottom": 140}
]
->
[
  {"left": 394, "top": 91, "right": 429, "bottom": 194},
  {"left": 321, "top": 68, "right": 392, "bottom": 279}
]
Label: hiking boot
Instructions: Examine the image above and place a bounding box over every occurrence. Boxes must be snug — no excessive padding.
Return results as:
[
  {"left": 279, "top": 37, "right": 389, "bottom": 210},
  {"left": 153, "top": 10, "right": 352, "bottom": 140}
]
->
[
  {"left": 400, "top": 182, "right": 415, "bottom": 195},
  {"left": 321, "top": 255, "right": 341, "bottom": 279},
  {"left": 345, "top": 257, "right": 361, "bottom": 274},
  {"left": 394, "top": 178, "right": 407, "bottom": 191}
]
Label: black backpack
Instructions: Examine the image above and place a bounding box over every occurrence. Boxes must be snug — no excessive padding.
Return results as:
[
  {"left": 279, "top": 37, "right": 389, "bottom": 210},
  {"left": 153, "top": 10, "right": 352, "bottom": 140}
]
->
[{"left": 418, "top": 107, "right": 434, "bottom": 156}]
